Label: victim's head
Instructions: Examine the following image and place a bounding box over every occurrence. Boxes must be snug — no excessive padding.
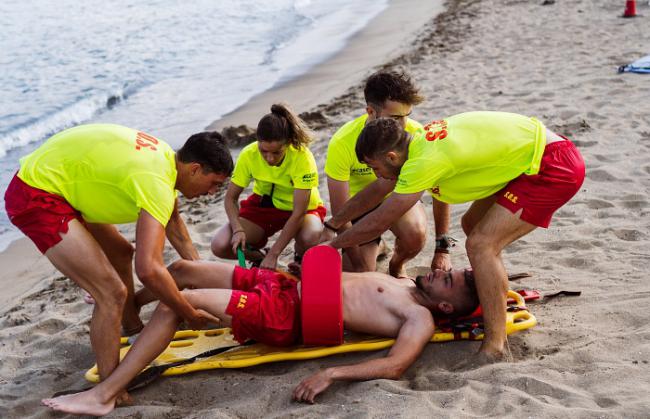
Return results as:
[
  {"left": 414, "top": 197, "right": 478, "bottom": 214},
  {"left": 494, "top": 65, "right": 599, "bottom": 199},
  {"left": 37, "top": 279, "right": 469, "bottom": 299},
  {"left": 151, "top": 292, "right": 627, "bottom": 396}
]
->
[{"left": 414, "top": 268, "right": 479, "bottom": 317}]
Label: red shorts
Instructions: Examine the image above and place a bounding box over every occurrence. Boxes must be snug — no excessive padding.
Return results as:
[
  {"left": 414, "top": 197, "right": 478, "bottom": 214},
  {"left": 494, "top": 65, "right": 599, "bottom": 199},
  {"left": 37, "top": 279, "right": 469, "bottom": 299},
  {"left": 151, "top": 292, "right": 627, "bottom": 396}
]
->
[
  {"left": 239, "top": 194, "right": 326, "bottom": 246},
  {"left": 225, "top": 266, "right": 301, "bottom": 346},
  {"left": 496, "top": 139, "right": 585, "bottom": 228},
  {"left": 4, "top": 174, "right": 84, "bottom": 253}
]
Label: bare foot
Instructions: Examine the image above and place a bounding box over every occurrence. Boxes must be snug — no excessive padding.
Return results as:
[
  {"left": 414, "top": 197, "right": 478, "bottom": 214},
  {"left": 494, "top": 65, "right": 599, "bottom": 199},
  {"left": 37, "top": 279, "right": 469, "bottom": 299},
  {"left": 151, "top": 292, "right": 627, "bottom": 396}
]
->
[
  {"left": 478, "top": 340, "right": 512, "bottom": 360},
  {"left": 116, "top": 390, "right": 133, "bottom": 407},
  {"left": 41, "top": 388, "right": 116, "bottom": 417}
]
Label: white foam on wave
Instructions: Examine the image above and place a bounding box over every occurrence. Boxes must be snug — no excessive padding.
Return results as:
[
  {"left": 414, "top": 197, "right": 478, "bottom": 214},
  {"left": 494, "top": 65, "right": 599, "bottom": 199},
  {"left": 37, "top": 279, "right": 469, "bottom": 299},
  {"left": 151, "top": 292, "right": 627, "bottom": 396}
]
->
[
  {"left": 271, "top": 0, "right": 388, "bottom": 84},
  {"left": 0, "top": 88, "right": 127, "bottom": 158}
]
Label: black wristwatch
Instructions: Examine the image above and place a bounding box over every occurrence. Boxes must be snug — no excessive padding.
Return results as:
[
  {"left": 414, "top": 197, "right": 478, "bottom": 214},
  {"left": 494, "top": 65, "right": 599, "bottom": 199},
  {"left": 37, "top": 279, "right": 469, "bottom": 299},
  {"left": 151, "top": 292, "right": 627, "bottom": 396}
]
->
[{"left": 434, "top": 235, "right": 457, "bottom": 254}]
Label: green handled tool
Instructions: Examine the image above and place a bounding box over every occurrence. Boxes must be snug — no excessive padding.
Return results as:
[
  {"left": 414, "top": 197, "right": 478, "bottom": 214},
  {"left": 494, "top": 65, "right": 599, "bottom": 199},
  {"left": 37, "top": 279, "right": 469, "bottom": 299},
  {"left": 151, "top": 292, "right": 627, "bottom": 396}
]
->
[{"left": 237, "top": 246, "right": 246, "bottom": 268}]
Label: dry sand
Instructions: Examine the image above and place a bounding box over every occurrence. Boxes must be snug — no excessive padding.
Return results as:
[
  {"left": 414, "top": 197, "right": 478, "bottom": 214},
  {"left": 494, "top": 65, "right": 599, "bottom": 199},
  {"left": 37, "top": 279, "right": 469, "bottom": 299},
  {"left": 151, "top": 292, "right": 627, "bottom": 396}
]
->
[{"left": 2, "top": 0, "right": 650, "bottom": 417}]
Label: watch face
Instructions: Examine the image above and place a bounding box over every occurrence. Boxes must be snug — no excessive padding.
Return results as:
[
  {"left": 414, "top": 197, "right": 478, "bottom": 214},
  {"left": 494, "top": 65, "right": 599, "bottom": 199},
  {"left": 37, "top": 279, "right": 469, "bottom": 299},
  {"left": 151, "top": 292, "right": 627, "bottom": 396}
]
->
[{"left": 436, "top": 236, "right": 456, "bottom": 250}]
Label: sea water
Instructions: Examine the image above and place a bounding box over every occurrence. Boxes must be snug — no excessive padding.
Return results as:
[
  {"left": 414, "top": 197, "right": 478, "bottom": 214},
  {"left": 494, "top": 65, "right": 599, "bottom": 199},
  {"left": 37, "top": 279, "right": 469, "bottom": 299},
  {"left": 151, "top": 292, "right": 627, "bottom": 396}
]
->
[{"left": 0, "top": 0, "right": 387, "bottom": 251}]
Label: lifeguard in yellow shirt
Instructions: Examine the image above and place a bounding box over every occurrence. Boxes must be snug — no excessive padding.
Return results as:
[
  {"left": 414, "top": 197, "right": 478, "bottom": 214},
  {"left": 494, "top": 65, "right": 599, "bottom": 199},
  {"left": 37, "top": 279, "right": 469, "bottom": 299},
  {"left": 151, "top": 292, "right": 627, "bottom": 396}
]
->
[
  {"left": 323, "top": 71, "right": 451, "bottom": 277},
  {"left": 211, "top": 104, "right": 325, "bottom": 270},
  {"left": 324, "top": 112, "right": 585, "bottom": 363},
  {"left": 4, "top": 124, "right": 233, "bottom": 387}
]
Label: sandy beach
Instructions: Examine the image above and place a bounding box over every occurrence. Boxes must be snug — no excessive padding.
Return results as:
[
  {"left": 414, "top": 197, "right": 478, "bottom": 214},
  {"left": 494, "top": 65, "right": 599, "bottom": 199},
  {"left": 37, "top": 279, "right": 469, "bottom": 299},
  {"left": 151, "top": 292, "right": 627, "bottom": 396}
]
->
[{"left": 2, "top": 0, "right": 650, "bottom": 417}]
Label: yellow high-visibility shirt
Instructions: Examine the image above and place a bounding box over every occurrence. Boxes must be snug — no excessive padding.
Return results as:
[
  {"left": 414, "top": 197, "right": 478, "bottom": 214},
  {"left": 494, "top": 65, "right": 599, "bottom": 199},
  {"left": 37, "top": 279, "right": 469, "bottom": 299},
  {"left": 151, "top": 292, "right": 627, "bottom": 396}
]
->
[
  {"left": 325, "top": 114, "right": 423, "bottom": 197},
  {"left": 395, "top": 111, "right": 546, "bottom": 203},
  {"left": 231, "top": 142, "right": 322, "bottom": 211},
  {"left": 18, "top": 123, "right": 177, "bottom": 226}
]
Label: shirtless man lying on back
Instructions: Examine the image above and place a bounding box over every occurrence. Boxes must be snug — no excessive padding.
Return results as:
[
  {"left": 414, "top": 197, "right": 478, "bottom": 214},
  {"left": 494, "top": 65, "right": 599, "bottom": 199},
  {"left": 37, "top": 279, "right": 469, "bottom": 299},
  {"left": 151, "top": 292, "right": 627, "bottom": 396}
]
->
[{"left": 42, "top": 256, "right": 479, "bottom": 415}]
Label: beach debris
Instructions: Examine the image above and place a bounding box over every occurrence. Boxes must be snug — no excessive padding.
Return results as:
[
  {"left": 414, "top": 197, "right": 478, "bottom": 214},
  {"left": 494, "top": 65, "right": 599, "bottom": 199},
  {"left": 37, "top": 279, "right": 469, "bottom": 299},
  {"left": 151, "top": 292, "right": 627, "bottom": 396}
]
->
[
  {"left": 220, "top": 125, "right": 256, "bottom": 148},
  {"left": 299, "top": 110, "right": 329, "bottom": 129},
  {"left": 3, "top": 312, "right": 31, "bottom": 327},
  {"left": 618, "top": 54, "right": 650, "bottom": 74}
]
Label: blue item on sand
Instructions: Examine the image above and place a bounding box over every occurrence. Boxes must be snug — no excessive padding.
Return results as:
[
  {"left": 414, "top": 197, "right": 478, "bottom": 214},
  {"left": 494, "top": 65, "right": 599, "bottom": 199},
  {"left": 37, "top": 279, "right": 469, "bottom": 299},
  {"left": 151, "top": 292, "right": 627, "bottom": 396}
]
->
[{"left": 619, "top": 54, "right": 650, "bottom": 73}]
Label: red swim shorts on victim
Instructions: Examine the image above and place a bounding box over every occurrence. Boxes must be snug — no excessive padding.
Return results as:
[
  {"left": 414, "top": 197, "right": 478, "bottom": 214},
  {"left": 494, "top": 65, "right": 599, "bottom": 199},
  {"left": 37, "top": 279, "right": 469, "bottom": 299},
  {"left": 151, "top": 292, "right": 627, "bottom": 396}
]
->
[{"left": 225, "top": 266, "right": 301, "bottom": 346}]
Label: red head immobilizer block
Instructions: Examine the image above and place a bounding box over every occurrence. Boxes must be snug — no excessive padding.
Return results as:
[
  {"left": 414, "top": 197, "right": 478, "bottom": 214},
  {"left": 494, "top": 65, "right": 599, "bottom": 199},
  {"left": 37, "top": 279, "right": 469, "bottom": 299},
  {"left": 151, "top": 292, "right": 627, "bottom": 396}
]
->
[{"left": 301, "top": 245, "right": 343, "bottom": 346}]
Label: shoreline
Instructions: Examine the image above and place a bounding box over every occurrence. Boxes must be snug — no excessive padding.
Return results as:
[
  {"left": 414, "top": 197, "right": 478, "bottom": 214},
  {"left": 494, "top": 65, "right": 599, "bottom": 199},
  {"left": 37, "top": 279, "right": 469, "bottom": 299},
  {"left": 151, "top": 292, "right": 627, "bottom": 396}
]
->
[{"left": 206, "top": 0, "right": 444, "bottom": 131}]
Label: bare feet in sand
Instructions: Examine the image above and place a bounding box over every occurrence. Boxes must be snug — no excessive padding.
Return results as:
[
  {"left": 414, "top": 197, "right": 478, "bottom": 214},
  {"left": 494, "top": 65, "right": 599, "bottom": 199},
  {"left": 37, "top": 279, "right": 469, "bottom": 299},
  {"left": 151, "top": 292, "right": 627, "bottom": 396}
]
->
[
  {"left": 42, "top": 388, "right": 116, "bottom": 417},
  {"left": 116, "top": 390, "right": 134, "bottom": 407}
]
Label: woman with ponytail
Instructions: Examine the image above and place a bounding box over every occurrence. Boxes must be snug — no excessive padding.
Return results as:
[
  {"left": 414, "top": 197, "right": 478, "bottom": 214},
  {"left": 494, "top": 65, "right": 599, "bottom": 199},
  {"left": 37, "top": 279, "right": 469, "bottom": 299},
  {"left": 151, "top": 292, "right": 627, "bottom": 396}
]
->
[{"left": 211, "top": 103, "right": 326, "bottom": 270}]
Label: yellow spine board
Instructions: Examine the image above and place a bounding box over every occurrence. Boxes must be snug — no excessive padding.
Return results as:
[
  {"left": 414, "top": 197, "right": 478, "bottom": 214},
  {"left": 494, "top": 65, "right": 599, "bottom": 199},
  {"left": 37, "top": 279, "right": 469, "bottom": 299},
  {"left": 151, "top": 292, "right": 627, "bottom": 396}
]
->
[{"left": 85, "top": 291, "right": 536, "bottom": 382}]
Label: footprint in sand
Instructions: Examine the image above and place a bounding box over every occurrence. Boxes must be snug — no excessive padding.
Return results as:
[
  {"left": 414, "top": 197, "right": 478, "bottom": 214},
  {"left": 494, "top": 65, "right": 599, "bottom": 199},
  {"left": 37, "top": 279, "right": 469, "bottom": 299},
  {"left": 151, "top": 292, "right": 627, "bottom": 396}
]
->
[
  {"left": 621, "top": 200, "right": 648, "bottom": 210},
  {"left": 594, "top": 396, "right": 620, "bottom": 408},
  {"left": 581, "top": 199, "right": 615, "bottom": 209},
  {"left": 558, "top": 110, "right": 580, "bottom": 119},
  {"left": 553, "top": 208, "right": 581, "bottom": 220},
  {"left": 612, "top": 229, "right": 645, "bottom": 242},
  {"left": 558, "top": 256, "right": 590, "bottom": 269},
  {"left": 506, "top": 376, "right": 585, "bottom": 401},
  {"left": 572, "top": 140, "right": 597, "bottom": 148},
  {"left": 541, "top": 240, "right": 595, "bottom": 251},
  {"left": 411, "top": 372, "right": 468, "bottom": 391},
  {"left": 586, "top": 111, "right": 606, "bottom": 120},
  {"left": 592, "top": 154, "right": 619, "bottom": 163},
  {"left": 194, "top": 221, "right": 218, "bottom": 234},
  {"left": 28, "top": 317, "right": 68, "bottom": 335},
  {"left": 587, "top": 169, "right": 618, "bottom": 182}
]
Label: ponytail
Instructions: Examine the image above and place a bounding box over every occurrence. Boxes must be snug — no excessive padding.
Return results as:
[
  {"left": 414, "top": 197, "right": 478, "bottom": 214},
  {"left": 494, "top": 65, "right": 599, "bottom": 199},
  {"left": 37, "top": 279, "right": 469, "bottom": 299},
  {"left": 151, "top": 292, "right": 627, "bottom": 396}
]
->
[{"left": 256, "top": 103, "right": 313, "bottom": 150}]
